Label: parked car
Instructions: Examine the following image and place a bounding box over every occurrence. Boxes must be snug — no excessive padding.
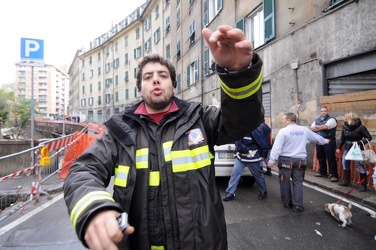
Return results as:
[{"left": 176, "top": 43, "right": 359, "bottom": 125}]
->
[{"left": 214, "top": 144, "right": 255, "bottom": 185}]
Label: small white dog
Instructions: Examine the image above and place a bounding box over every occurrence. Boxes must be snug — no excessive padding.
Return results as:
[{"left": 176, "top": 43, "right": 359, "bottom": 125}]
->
[{"left": 324, "top": 203, "right": 352, "bottom": 228}]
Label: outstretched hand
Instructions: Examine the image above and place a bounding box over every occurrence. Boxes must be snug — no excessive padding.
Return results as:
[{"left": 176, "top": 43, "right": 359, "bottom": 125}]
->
[
  {"left": 202, "top": 25, "right": 254, "bottom": 72},
  {"left": 84, "top": 210, "right": 135, "bottom": 250}
]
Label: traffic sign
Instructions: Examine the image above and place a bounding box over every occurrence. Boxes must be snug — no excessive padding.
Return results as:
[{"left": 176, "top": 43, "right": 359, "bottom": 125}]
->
[{"left": 20, "top": 38, "right": 44, "bottom": 66}]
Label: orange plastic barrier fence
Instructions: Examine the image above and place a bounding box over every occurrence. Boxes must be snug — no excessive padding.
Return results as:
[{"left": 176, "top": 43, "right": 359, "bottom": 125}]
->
[
  {"left": 58, "top": 125, "right": 105, "bottom": 179},
  {"left": 313, "top": 146, "right": 375, "bottom": 186}
]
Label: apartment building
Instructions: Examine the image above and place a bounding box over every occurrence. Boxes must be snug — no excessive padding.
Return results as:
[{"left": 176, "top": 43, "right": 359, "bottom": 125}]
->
[
  {"left": 68, "top": 0, "right": 376, "bottom": 144},
  {"left": 14, "top": 63, "right": 69, "bottom": 119}
]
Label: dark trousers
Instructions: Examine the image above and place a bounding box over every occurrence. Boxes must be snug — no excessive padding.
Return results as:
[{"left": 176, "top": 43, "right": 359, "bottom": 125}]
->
[
  {"left": 278, "top": 156, "right": 307, "bottom": 207},
  {"left": 316, "top": 139, "right": 338, "bottom": 178}
]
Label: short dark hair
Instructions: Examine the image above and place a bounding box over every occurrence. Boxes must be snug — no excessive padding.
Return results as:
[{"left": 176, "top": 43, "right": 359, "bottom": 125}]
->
[
  {"left": 284, "top": 112, "right": 297, "bottom": 122},
  {"left": 136, "top": 54, "right": 177, "bottom": 91}
]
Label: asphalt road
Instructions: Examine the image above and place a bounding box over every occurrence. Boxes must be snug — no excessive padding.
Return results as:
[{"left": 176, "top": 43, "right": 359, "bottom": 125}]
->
[{"left": 0, "top": 175, "right": 375, "bottom": 250}]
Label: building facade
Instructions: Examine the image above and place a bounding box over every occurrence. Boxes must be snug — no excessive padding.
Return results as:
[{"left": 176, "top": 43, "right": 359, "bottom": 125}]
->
[
  {"left": 14, "top": 63, "right": 69, "bottom": 119},
  {"left": 68, "top": 0, "right": 376, "bottom": 143}
]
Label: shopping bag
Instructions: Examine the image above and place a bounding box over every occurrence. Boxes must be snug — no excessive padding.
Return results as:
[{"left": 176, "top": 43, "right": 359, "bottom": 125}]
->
[
  {"left": 360, "top": 139, "right": 376, "bottom": 165},
  {"left": 344, "top": 143, "right": 363, "bottom": 161}
]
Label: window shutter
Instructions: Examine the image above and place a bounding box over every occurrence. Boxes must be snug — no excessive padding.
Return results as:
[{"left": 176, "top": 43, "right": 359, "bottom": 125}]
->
[
  {"left": 236, "top": 18, "right": 245, "bottom": 32},
  {"left": 217, "top": 0, "right": 222, "bottom": 11},
  {"left": 187, "top": 65, "right": 190, "bottom": 86},
  {"left": 194, "top": 59, "right": 199, "bottom": 82},
  {"left": 264, "top": 0, "right": 275, "bottom": 43},
  {"left": 204, "top": 0, "right": 209, "bottom": 26},
  {"left": 204, "top": 49, "right": 209, "bottom": 76}
]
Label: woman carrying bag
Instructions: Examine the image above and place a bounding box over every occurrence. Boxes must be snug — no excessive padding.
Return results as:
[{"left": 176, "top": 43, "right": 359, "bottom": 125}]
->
[{"left": 336, "top": 112, "right": 372, "bottom": 192}]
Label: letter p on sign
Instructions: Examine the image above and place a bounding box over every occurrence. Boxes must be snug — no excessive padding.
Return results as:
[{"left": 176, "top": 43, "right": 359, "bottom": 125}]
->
[{"left": 20, "top": 38, "right": 44, "bottom": 60}]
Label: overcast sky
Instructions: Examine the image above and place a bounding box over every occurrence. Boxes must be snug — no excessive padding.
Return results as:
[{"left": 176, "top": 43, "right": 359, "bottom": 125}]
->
[{"left": 0, "top": 0, "right": 145, "bottom": 84}]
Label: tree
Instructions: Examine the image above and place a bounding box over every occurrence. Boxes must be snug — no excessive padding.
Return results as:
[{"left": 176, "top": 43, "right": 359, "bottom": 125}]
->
[
  {"left": 0, "top": 88, "right": 14, "bottom": 129},
  {"left": 4, "top": 97, "right": 39, "bottom": 139}
]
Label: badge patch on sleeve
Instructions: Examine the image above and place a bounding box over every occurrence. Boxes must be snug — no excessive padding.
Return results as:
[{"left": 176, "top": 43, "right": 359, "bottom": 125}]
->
[{"left": 186, "top": 128, "right": 205, "bottom": 146}]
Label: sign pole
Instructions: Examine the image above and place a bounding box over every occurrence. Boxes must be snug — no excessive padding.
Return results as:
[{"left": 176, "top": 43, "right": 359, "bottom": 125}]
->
[{"left": 31, "top": 66, "right": 35, "bottom": 167}]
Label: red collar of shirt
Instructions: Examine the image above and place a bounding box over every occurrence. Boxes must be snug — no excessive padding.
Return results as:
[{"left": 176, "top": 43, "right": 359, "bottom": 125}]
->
[{"left": 134, "top": 100, "right": 179, "bottom": 124}]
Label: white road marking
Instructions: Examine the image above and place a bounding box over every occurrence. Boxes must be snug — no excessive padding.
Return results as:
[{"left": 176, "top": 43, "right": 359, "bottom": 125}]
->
[
  {"left": 303, "top": 181, "right": 376, "bottom": 217},
  {"left": 0, "top": 193, "right": 64, "bottom": 236}
]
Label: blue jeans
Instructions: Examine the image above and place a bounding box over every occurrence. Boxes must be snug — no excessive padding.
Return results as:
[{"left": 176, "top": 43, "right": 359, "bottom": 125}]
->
[
  {"left": 226, "top": 158, "right": 267, "bottom": 195},
  {"left": 342, "top": 149, "right": 366, "bottom": 174}
]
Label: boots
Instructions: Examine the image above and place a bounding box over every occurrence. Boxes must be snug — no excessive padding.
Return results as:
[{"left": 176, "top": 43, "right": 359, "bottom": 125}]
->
[
  {"left": 338, "top": 170, "right": 351, "bottom": 187},
  {"left": 357, "top": 173, "right": 368, "bottom": 192}
]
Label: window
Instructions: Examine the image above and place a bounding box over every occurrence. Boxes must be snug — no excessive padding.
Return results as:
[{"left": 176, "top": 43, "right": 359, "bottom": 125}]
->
[
  {"left": 204, "top": 48, "right": 213, "bottom": 76},
  {"left": 89, "top": 56, "right": 92, "bottom": 64},
  {"left": 82, "top": 59, "right": 85, "bottom": 67},
  {"left": 98, "top": 52, "right": 101, "bottom": 61},
  {"left": 177, "top": 41, "right": 181, "bottom": 60},
  {"left": 82, "top": 73, "right": 85, "bottom": 81},
  {"left": 98, "top": 95, "right": 102, "bottom": 104},
  {"left": 98, "top": 81, "right": 101, "bottom": 90},
  {"left": 115, "top": 42, "right": 118, "bottom": 52},
  {"left": 115, "top": 91, "right": 119, "bottom": 102},
  {"left": 189, "top": 21, "right": 195, "bottom": 45},
  {"left": 106, "top": 94, "right": 111, "bottom": 103},
  {"left": 89, "top": 97, "right": 93, "bottom": 106},
  {"left": 90, "top": 70, "right": 94, "bottom": 78},
  {"left": 114, "top": 58, "right": 120, "bottom": 68},
  {"left": 134, "top": 68, "right": 138, "bottom": 79},
  {"left": 177, "top": 74, "right": 181, "bottom": 92},
  {"left": 125, "top": 71, "right": 129, "bottom": 82},
  {"left": 81, "top": 99, "right": 86, "bottom": 107},
  {"left": 239, "top": 0, "right": 275, "bottom": 48},
  {"left": 187, "top": 58, "right": 199, "bottom": 86},
  {"left": 177, "top": 9, "right": 180, "bottom": 28},
  {"left": 204, "top": 0, "right": 222, "bottom": 26},
  {"left": 82, "top": 85, "right": 85, "bottom": 94},
  {"left": 125, "top": 53, "right": 129, "bottom": 64},
  {"left": 144, "top": 38, "right": 152, "bottom": 52},
  {"left": 134, "top": 46, "right": 142, "bottom": 59},
  {"left": 105, "top": 78, "right": 113, "bottom": 87},
  {"left": 155, "top": 4, "right": 159, "bottom": 19},
  {"left": 136, "top": 27, "right": 140, "bottom": 39},
  {"left": 144, "top": 15, "right": 151, "bottom": 31},
  {"left": 105, "top": 62, "right": 111, "bottom": 73},
  {"left": 98, "top": 67, "right": 101, "bottom": 75},
  {"left": 125, "top": 89, "right": 129, "bottom": 100},
  {"left": 166, "top": 44, "right": 170, "bottom": 59},
  {"left": 165, "top": 16, "right": 170, "bottom": 33},
  {"left": 115, "top": 75, "right": 118, "bottom": 84},
  {"left": 165, "top": 0, "right": 170, "bottom": 7},
  {"left": 90, "top": 83, "right": 93, "bottom": 92},
  {"left": 154, "top": 27, "right": 161, "bottom": 44},
  {"left": 124, "top": 35, "right": 128, "bottom": 46}
]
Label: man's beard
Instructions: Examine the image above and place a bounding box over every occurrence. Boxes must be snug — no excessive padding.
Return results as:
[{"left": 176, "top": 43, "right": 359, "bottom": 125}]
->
[{"left": 144, "top": 94, "right": 174, "bottom": 112}]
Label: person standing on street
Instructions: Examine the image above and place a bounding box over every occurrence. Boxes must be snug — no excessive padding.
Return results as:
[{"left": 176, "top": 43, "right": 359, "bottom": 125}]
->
[
  {"left": 223, "top": 124, "right": 269, "bottom": 202},
  {"left": 336, "top": 112, "right": 372, "bottom": 192},
  {"left": 63, "top": 25, "right": 264, "bottom": 250},
  {"left": 310, "top": 106, "right": 339, "bottom": 182},
  {"left": 268, "top": 113, "right": 329, "bottom": 213}
]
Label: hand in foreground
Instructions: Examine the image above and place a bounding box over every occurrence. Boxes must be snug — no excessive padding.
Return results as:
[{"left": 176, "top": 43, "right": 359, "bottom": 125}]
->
[
  {"left": 267, "top": 162, "right": 274, "bottom": 168},
  {"left": 84, "top": 210, "right": 135, "bottom": 250},
  {"left": 202, "top": 25, "right": 253, "bottom": 71}
]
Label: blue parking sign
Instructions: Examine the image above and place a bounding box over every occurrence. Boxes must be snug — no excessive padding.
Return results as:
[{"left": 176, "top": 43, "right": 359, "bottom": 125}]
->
[{"left": 20, "top": 38, "right": 44, "bottom": 66}]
